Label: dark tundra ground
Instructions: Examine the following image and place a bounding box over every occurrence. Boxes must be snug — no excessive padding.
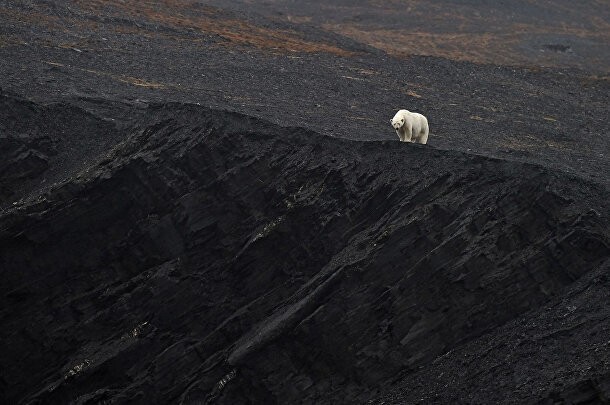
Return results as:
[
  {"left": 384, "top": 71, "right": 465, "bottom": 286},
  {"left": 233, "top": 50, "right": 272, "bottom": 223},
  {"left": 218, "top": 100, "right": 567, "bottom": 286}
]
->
[{"left": 0, "top": 1, "right": 609, "bottom": 404}]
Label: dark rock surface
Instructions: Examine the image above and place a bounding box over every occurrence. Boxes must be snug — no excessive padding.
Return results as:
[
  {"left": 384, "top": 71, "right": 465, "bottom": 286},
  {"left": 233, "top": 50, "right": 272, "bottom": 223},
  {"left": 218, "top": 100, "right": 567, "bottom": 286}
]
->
[
  {"left": 0, "top": 91, "right": 123, "bottom": 206},
  {"left": 0, "top": 1, "right": 609, "bottom": 404},
  {"left": 0, "top": 95, "right": 608, "bottom": 404},
  {"left": 369, "top": 260, "right": 610, "bottom": 404}
]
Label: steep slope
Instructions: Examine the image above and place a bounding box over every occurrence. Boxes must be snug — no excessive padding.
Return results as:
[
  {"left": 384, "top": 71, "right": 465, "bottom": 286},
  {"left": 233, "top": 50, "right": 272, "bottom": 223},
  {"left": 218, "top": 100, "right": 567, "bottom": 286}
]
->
[
  {"left": 0, "top": 91, "right": 123, "bottom": 205},
  {"left": 371, "top": 259, "right": 610, "bottom": 404},
  {"left": 0, "top": 98, "right": 607, "bottom": 404}
]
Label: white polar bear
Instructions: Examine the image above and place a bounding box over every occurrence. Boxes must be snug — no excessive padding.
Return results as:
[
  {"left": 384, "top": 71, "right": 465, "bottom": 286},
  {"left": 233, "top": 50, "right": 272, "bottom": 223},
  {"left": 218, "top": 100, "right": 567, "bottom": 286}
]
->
[{"left": 390, "top": 109, "right": 429, "bottom": 144}]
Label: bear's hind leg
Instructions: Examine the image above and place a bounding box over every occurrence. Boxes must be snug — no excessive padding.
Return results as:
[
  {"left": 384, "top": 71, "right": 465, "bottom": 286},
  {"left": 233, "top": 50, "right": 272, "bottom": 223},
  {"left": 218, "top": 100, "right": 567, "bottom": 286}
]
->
[
  {"left": 418, "top": 130, "right": 428, "bottom": 144},
  {"left": 419, "top": 119, "right": 429, "bottom": 144},
  {"left": 417, "top": 123, "right": 429, "bottom": 144}
]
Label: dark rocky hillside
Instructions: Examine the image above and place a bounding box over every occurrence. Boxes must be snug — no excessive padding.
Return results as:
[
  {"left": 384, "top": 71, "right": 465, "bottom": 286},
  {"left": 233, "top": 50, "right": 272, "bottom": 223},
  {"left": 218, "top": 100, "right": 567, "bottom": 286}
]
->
[
  {"left": 0, "top": 1, "right": 609, "bottom": 404},
  {"left": 0, "top": 95, "right": 608, "bottom": 404}
]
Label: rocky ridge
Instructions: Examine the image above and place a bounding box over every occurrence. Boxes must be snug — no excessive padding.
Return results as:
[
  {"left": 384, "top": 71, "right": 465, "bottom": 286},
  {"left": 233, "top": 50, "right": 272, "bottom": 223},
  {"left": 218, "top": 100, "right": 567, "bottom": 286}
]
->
[{"left": 0, "top": 96, "right": 608, "bottom": 403}]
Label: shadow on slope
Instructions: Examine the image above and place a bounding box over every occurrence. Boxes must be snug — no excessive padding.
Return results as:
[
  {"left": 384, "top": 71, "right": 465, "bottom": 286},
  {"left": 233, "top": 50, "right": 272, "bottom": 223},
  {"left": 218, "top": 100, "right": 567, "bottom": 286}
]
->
[
  {"left": 0, "top": 91, "right": 123, "bottom": 205},
  {"left": 0, "top": 99, "right": 607, "bottom": 404}
]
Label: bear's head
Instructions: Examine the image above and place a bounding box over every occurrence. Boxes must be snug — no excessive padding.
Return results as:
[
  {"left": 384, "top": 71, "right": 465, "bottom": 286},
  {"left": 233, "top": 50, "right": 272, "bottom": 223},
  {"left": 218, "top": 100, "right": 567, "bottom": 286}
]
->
[{"left": 390, "top": 117, "right": 404, "bottom": 130}]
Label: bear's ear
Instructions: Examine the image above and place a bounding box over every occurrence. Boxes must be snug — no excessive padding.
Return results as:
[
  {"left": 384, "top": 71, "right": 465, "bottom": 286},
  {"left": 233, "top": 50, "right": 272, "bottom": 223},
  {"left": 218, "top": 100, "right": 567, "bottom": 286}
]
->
[{"left": 389, "top": 119, "right": 393, "bottom": 123}]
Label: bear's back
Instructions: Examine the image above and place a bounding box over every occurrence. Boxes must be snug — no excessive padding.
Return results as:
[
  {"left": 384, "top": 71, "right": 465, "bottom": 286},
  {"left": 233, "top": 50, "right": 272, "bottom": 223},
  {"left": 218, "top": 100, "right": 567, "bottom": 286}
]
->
[{"left": 393, "top": 109, "right": 409, "bottom": 120}]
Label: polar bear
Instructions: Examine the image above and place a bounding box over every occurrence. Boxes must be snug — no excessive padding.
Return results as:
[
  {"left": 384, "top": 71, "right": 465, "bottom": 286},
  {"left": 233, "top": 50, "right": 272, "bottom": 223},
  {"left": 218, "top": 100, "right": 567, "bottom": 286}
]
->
[{"left": 390, "top": 109, "right": 429, "bottom": 144}]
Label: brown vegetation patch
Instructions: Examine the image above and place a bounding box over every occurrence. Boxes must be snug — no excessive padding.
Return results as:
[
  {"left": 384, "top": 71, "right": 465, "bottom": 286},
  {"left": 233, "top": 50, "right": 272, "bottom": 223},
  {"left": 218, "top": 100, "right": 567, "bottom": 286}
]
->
[
  {"left": 119, "top": 77, "right": 166, "bottom": 88},
  {"left": 404, "top": 90, "right": 422, "bottom": 98},
  {"left": 323, "top": 26, "right": 526, "bottom": 66},
  {"left": 502, "top": 133, "right": 573, "bottom": 152},
  {"left": 43, "top": 61, "right": 167, "bottom": 89},
  {"left": 0, "top": 1, "right": 354, "bottom": 56},
  {"left": 0, "top": 34, "right": 25, "bottom": 48},
  {"left": 581, "top": 75, "right": 610, "bottom": 86},
  {"left": 71, "top": 0, "right": 354, "bottom": 56},
  {"left": 0, "top": 8, "right": 62, "bottom": 31},
  {"left": 323, "top": 19, "right": 610, "bottom": 69}
]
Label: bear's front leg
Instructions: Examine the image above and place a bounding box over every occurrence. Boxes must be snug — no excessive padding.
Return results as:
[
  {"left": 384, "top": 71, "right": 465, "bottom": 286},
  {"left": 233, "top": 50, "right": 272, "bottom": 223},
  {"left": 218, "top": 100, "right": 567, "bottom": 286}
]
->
[
  {"left": 398, "top": 128, "right": 408, "bottom": 142},
  {"left": 404, "top": 126, "right": 413, "bottom": 142}
]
